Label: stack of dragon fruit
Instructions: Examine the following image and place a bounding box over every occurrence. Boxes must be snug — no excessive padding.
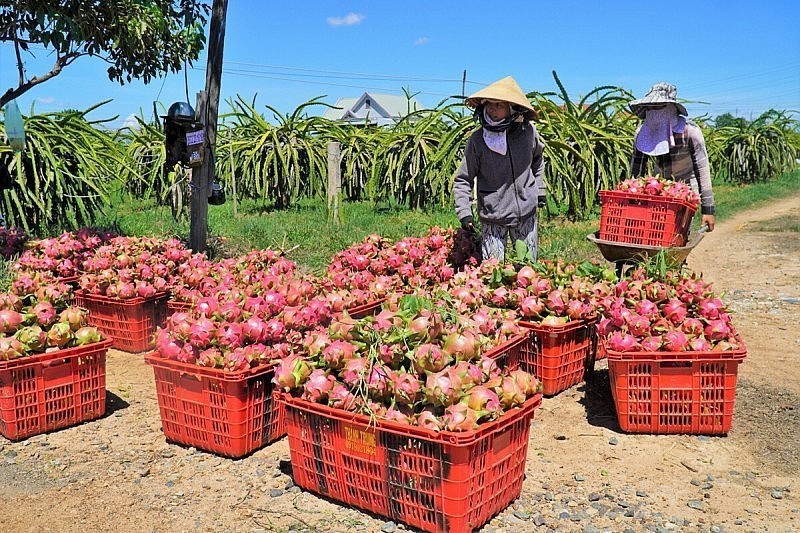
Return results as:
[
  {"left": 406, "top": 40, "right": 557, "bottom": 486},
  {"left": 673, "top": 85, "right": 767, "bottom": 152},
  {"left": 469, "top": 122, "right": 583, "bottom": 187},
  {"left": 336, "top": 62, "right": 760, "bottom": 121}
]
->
[
  {"left": 597, "top": 267, "right": 744, "bottom": 354},
  {"left": 78, "top": 236, "right": 191, "bottom": 299},
  {"left": 155, "top": 252, "right": 341, "bottom": 371},
  {"left": 0, "top": 272, "right": 105, "bottom": 360},
  {"left": 274, "top": 294, "right": 540, "bottom": 432},
  {"left": 442, "top": 257, "right": 615, "bottom": 325},
  {"left": 12, "top": 228, "right": 115, "bottom": 282},
  {"left": 321, "top": 227, "right": 461, "bottom": 308},
  {"left": 615, "top": 175, "right": 701, "bottom": 206},
  {"left": 169, "top": 249, "right": 297, "bottom": 307}
]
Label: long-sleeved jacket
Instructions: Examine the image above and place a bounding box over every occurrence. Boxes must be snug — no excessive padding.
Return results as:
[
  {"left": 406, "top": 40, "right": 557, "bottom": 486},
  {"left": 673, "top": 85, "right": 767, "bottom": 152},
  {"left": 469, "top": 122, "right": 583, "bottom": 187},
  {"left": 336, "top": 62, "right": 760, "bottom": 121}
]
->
[
  {"left": 630, "top": 121, "right": 715, "bottom": 214},
  {"left": 453, "top": 121, "right": 546, "bottom": 226}
]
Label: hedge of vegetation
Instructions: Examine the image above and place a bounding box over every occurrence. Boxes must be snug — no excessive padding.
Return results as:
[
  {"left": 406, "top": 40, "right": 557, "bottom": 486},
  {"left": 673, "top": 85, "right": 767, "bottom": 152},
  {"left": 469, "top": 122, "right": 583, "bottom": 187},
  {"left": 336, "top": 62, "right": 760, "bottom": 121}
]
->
[{"left": 1, "top": 75, "right": 798, "bottom": 235}]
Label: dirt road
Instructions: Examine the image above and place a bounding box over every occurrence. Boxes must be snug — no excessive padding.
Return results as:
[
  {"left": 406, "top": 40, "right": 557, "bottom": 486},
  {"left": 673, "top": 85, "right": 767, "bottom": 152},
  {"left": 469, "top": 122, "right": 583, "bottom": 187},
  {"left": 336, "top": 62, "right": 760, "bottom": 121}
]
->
[{"left": 0, "top": 195, "right": 798, "bottom": 532}]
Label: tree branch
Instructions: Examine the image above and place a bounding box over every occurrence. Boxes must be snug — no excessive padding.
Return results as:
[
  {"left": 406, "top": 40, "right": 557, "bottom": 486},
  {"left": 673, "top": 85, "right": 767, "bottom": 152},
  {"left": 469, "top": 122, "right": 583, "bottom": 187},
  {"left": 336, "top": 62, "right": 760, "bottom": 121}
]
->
[
  {"left": 0, "top": 51, "right": 83, "bottom": 108},
  {"left": 14, "top": 39, "right": 23, "bottom": 86}
]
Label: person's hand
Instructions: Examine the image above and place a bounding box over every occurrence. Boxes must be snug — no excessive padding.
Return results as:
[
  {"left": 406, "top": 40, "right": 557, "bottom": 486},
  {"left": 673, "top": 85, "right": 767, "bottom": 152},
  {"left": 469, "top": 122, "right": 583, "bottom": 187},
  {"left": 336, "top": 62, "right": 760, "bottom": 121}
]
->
[
  {"left": 702, "top": 214, "right": 715, "bottom": 232},
  {"left": 460, "top": 215, "right": 476, "bottom": 234},
  {"left": 537, "top": 195, "right": 546, "bottom": 209}
]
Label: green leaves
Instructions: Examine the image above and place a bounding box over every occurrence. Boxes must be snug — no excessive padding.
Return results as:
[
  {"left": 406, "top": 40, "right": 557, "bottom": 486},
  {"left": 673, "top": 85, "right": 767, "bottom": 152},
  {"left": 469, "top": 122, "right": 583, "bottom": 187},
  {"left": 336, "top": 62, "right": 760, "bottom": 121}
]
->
[
  {"left": 0, "top": 104, "right": 121, "bottom": 233},
  {"left": 708, "top": 110, "right": 800, "bottom": 185},
  {"left": 1, "top": 1, "right": 210, "bottom": 107},
  {"left": 530, "top": 71, "right": 637, "bottom": 221}
]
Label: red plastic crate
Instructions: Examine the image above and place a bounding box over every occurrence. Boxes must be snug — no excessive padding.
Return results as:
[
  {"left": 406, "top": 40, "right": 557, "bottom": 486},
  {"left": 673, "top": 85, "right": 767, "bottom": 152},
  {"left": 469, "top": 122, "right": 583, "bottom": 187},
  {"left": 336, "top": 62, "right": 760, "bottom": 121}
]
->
[
  {"left": 144, "top": 353, "right": 285, "bottom": 458},
  {"left": 518, "top": 320, "right": 593, "bottom": 396},
  {"left": 345, "top": 298, "right": 385, "bottom": 319},
  {"left": 0, "top": 339, "right": 112, "bottom": 440},
  {"left": 279, "top": 392, "right": 542, "bottom": 533},
  {"left": 75, "top": 291, "right": 168, "bottom": 353},
  {"left": 599, "top": 190, "right": 697, "bottom": 247},
  {"left": 481, "top": 333, "right": 529, "bottom": 370},
  {"left": 606, "top": 345, "right": 746, "bottom": 435},
  {"left": 167, "top": 299, "right": 192, "bottom": 315}
]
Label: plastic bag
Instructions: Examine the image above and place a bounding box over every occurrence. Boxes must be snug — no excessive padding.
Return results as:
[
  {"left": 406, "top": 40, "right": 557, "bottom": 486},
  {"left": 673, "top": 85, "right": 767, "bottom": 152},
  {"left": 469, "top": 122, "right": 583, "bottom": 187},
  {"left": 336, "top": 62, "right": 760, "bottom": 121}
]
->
[{"left": 4, "top": 100, "right": 25, "bottom": 152}]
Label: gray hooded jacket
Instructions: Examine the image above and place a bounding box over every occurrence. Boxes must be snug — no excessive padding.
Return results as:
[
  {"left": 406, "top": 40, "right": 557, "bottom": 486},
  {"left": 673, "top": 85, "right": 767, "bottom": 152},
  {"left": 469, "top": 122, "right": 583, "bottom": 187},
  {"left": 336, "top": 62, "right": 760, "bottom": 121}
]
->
[{"left": 454, "top": 121, "right": 546, "bottom": 226}]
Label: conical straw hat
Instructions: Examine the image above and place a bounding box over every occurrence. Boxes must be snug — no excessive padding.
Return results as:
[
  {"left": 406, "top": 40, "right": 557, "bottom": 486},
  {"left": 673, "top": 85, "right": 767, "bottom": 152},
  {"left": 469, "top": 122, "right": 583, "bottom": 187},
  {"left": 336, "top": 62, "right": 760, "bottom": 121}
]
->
[{"left": 465, "top": 76, "right": 537, "bottom": 119}]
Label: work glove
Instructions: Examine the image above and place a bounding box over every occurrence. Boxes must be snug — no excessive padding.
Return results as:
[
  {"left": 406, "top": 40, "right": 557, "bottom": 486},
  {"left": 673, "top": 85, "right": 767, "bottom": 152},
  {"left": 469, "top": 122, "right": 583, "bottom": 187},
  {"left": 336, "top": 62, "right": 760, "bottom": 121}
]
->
[
  {"left": 537, "top": 196, "right": 547, "bottom": 209},
  {"left": 460, "top": 215, "right": 476, "bottom": 234}
]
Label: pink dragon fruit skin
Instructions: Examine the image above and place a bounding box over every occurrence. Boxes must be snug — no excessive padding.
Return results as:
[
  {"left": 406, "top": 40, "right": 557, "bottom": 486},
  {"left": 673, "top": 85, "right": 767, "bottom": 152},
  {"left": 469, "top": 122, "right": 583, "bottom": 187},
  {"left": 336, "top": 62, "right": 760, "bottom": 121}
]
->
[
  {"left": 443, "top": 403, "right": 480, "bottom": 431},
  {"left": 607, "top": 330, "right": 640, "bottom": 353},
  {"left": 663, "top": 330, "right": 689, "bottom": 352},
  {"left": 416, "top": 409, "right": 442, "bottom": 431}
]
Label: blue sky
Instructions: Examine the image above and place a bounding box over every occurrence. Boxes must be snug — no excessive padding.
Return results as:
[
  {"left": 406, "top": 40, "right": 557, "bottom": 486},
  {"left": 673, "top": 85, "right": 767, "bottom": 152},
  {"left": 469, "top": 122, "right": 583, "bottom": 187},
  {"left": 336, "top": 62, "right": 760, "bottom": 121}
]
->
[{"left": 2, "top": 0, "right": 799, "bottom": 129}]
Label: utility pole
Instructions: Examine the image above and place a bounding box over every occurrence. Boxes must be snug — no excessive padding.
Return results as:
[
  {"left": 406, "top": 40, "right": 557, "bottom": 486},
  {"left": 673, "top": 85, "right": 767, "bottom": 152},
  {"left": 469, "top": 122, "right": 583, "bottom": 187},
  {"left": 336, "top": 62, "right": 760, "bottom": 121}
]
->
[
  {"left": 190, "top": 0, "right": 228, "bottom": 253},
  {"left": 462, "top": 69, "right": 467, "bottom": 116}
]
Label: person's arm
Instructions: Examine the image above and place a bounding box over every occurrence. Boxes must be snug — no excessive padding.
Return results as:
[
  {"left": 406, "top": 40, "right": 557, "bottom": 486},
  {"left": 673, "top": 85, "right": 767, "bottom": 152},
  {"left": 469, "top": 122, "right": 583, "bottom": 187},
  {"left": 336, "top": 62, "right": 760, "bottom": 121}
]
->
[
  {"left": 687, "top": 127, "right": 715, "bottom": 231},
  {"left": 454, "top": 136, "right": 478, "bottom": 230},
  {"left": 531, "top": 127, "right": 547, "bottom": 206}
]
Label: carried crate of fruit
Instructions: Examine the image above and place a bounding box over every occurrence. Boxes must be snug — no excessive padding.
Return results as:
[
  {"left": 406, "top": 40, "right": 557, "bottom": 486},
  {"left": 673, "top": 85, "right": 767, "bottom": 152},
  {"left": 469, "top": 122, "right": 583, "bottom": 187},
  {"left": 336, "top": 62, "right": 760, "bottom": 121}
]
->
[
  {"left": 144, "top": 353, "right": 284, "bottom": 458},
  {"left": 278, "top": 392, "right": 541, "bottom": 533},
  {"left": 0, "top": 339, "right": 113, "bottom": 440},
  {"left": 598, "top": 176, "right": 701, "bottom": 247},
  {"left": 606, "top": 344, "right": 746, "bottom": 435},
  {"left": 517, "top": 319, "right": 594, "bottom": 396},
  {"left": 75, "top": 290, "right": 169, "bottom": 353}
]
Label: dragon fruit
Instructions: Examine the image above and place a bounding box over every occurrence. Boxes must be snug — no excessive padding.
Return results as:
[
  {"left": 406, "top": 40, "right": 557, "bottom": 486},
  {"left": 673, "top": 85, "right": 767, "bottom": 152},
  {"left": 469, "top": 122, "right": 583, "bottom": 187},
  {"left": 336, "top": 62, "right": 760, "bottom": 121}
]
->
[
  {"left": 607, "top": 330, "right": 640, "bottom": 353},
  {"left": 416, "top": 409, "right": 442, "bottom": 431},
  {"left": 443, "top": 403, "right": 480, "bottom": 431},
  {"left": 663, "top": 299, "right": 687, "bottom": 326},
  {"left": 424, "top": 367, "right": 464, "bottom": 408},
  {"left": 495, "top": 376, "right": 526, "bottom": 409},
  {"left": 463, "top": 385, "right": 502, "bottom": 417},
  {"left": 392, "top": 371, "right": 422, "bottom": 406},
  {"left": 302, "top": 369, "right": 336, "bottom": 403},
  {"left": 663, "top": 330, "right": 689, "bottom": 352},
  {"left": 704, "top": 319, "right": 731, "bottom": 342},
  {"left": 273, "top": 354, "right": 312, "bottom": 391}
]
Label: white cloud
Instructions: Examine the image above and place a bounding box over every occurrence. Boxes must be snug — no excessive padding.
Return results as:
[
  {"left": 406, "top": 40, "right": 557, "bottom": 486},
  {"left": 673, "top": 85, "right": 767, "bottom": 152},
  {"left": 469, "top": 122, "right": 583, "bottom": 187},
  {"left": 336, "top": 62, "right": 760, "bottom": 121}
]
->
[
  {"left": 414, "top": 37, "right": 430, "bottom": 46},
  {"left": 36, "top": 97, "right": 55, "bottom": 105},
  {"left": 327, "top": 13, "right": 364, "bottom": 27},
  {"left": 122, "top": 113, "right": 140, "bottom": 130}
]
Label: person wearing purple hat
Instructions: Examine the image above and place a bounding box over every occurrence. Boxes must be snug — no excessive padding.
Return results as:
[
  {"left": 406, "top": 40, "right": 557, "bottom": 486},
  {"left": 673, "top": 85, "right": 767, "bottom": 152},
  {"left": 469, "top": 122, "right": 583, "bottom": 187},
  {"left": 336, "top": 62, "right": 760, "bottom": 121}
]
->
[
  {"left": 630, "top": 82, "right": 715, "bottom": 231},
  {"left": 453, "top": 76, "right": 547, "bottom": 261}
]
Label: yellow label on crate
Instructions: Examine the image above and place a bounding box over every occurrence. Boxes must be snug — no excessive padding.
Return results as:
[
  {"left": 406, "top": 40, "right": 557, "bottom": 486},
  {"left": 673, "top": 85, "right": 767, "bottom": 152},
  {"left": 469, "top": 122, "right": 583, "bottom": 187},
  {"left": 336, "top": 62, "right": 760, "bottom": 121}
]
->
[{"left": 343, "top": 424, "right": 377, "bottom": 457}]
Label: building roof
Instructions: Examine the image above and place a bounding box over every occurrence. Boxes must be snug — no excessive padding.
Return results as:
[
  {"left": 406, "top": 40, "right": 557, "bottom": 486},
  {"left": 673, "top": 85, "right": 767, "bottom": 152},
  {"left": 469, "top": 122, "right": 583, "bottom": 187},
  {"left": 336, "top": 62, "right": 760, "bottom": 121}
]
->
[{"left": 323, "top": 92, "right": 426, "bottom": 125}]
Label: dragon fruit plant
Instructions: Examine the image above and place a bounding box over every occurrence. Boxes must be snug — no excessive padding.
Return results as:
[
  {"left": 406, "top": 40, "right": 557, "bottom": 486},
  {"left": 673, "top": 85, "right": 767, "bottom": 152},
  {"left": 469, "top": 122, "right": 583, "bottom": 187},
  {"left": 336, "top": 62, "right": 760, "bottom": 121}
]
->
[{"left": 274, "top": 294, "right": 540, "bottom": 432}]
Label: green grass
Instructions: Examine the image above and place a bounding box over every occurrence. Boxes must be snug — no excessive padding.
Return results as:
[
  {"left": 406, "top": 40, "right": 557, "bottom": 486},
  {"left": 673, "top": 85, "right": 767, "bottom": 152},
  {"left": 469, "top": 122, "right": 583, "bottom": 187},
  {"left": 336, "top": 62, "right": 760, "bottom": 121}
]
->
[
  {"left": 92, "top": 168, "right": 800, "bottom": 271},
  {"left": 711, "top": 169, "right": 800, "bottom": 221}
]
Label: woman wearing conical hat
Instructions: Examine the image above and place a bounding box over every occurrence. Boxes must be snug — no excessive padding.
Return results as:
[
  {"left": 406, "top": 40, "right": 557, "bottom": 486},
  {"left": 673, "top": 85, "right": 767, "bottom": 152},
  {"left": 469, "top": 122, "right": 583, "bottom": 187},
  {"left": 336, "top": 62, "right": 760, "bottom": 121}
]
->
[
  {"left": 453, "top": 76, "right": 547, "bottom": 262},
  {"left": 629, "top": 82, "right": 716, "bottom": 231}
]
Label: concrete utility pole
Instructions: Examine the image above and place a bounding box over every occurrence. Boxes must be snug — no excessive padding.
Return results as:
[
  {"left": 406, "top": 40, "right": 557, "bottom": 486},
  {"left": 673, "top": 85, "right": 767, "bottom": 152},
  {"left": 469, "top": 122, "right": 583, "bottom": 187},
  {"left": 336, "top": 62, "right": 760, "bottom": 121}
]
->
[{"left": 190, "top": 0, "right": 228, "bottom": 253}]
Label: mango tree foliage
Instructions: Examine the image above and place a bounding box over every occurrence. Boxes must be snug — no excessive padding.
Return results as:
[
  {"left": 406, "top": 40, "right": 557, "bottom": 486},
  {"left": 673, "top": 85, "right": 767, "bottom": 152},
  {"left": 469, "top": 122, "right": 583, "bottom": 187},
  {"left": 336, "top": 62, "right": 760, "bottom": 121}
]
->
[{"left": 0, "top": 0, "right": 209, "bottom": 107}]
